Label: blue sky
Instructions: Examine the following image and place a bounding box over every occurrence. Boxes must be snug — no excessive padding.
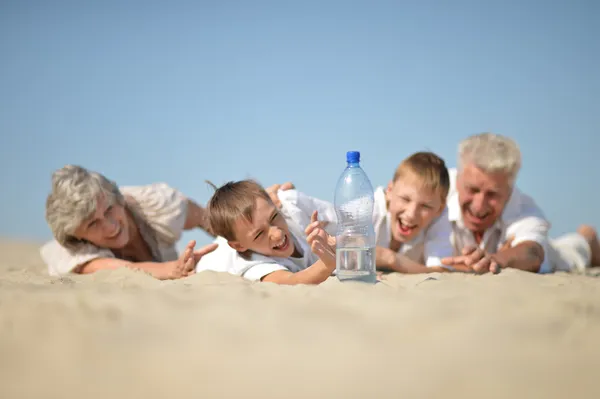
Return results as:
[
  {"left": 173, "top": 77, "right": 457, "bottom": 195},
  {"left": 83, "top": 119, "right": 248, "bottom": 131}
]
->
[{"left": 1, "top": 0, "right": 598, "bottom": 250}]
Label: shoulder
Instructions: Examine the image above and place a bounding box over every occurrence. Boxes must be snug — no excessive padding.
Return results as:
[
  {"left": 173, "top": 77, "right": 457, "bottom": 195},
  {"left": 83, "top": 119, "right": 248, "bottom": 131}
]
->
[
  {"left": 120, "top": 183, "right": 188, "bottom": 208},
  {"left": 195, "top": 237, "right": 238, "bottom": 274},
  {"left": 39, "top": 239, "right": 114, "bottom": 276},
  {"left": 121, "top": 183, "right": 189, "bottom": 245},
  {"left": 502, "top": 185, "right": 548, "bottom": 224},
  {"left": 373, "top": 185, "right": 388, "bottom": 218}
]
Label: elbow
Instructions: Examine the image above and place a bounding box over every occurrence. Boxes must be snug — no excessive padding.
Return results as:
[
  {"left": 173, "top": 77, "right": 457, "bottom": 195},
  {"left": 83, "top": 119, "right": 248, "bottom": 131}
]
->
[{"left": 75, "top": 261, "right": 99, "bottom": 274}]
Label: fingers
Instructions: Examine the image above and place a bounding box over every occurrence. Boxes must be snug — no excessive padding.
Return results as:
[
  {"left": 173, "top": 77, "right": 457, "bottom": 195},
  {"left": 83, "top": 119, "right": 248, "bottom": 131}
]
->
[
  {"left": 280, "top": 182, "right": 295, "bottom": 191},
  {"left": 311, "top": 210, "right": 318, "bottom": 224},
  {"left": 183, "top": 255, "right": 195, "bottom": 273},
  {"left": 463, "top": 247, "right": 485, "bottom": 266},
  {"left": 451, "top": 264, "right": 475, "bottom": 273},
  {"left": 266, "top": 184, "right": 280, "bottom": 193},
  {"left": 265, "top": 182, "right": 294, "bottom": 208},
  {"left": 472, "top": 255, "right": 492, "bottom": 274},
  {"left": 441, "top": 256, "right": 466, "bottom": 265},
  {"left": 327, "top": 235, "right": 337, "bottom": 248},
  {"left": 442, "top": 246, "right": 484, "bottom": 266},
  {"left": 265, "top": 185, "right": 282, "bottom": 208},
  {"left": 305, "top": 212, "right": 321, "bottom": 236},
  {"left": 193, "top": 242, "right": 219, "bottom": 258},
  {"left": 179, "top": 240, "right": 196, "bottom": 261},
  {"left": 305, "top": 221, "right": 330, "bottom": 237},
  {"left": 306, "top": 228, "right": 321, "bottom": 245},
  {"left": 307, "top": 229, "right": 334, "bottom": 255}
]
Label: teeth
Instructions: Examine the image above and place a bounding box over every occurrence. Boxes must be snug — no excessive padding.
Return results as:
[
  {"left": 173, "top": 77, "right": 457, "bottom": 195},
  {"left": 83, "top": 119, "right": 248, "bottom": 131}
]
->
[
  {"left": 108, "top": 227, "right": 121, "bottom": 239},
  {"left": 273, "top": 236, "right": 286, "bottom": 249},
  {"left": 399, "top": 219, "right": 416, "bottom": 229},
  {"left": 469, "top": 210, "right": 489, "bottom": 219}
]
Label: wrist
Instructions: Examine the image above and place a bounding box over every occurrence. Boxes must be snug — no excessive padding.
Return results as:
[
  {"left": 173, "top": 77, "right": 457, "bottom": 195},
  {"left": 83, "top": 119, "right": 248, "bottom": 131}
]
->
[
  {"left": 376, "top": 247, "right": 397, "bottom": 268},
  {"left": 490, "top": 252, "right": 509, "bottom": 269},
  {"left": 323, "top": 258, "right": 336, "bottom": 272},
  {"left": 150, "top": 261, "right": 174, "bottom": 279}
]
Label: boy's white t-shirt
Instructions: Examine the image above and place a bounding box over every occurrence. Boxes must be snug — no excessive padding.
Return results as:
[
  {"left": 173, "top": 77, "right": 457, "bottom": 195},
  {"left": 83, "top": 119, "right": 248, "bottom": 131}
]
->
[{"left": 195, "top": 189, "right": 336, "bottom": 281}]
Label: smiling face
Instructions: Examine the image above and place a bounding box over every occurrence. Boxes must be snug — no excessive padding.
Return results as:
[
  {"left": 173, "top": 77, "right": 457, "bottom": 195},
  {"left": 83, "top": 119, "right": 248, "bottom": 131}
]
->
[
  {"left": 72, "top": 194, "right": 130, "bottom": 249},
  {"left": 385, "top": 172, "right": 445, "bottom": 243},
  {"left": 228, "top": 197, "right": 296, "bottom": 258},
  {"left": 456, "top": 163, "right": 513, "bottom": 233}
]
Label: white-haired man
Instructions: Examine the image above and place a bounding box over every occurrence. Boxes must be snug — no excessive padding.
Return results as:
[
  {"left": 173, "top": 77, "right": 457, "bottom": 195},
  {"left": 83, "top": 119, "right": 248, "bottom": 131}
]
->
[{"left": 439, "top": 132, "right": 599, "bottom": 274}]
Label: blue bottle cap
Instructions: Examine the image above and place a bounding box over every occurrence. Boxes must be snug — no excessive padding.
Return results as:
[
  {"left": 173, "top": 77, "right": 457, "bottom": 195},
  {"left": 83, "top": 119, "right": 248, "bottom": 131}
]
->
[{"left": 346, "top": 151, "right": 360, "bottom": 163}]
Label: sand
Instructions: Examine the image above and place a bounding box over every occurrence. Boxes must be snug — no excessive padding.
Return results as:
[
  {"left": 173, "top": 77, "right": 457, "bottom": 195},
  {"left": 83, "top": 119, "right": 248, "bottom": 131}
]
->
[{"left": 0, "top": 238, "right": 599, "bottom": 399}]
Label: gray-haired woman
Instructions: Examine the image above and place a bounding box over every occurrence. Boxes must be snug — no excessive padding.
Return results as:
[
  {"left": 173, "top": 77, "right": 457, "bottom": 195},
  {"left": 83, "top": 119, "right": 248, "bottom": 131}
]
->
[{"left": 40, "top": 165, "right": 219, "bottom": 279}]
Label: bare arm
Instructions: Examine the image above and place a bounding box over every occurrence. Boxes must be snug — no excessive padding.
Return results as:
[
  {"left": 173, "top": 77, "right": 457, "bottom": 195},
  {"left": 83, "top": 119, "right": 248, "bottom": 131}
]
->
[
  {"left": 184, "top": 200, "right": 213, "bottom": 235},
  {"left": 261, "top": 260, "right": 334, "bottom": 285},
  {"left": 376, "top": 246, "right": 450, "bottom": 274},
  {"left": 77, "top": 240, "right": 218, "bottom": 279},
  {"left": 77, "top": 257, "right": 168, "bottom": 276},
  {"left": 492, "top": 241, "right": 545, "bottom": 273}
]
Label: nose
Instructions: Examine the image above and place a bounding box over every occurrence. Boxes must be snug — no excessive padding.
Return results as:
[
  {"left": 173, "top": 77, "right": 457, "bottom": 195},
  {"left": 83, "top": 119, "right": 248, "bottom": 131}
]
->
[
  {"left": 102, "top": 217, "right": 119, "bottom": 235},
  {"left": 404, "top": 203, "right": 418, "bottom": 222},
  {"left": 471, "top": 193, "right": 487, "bottom": 213},
  {"left": 269, "top": 226, "right": 284, "bottom": 242}
]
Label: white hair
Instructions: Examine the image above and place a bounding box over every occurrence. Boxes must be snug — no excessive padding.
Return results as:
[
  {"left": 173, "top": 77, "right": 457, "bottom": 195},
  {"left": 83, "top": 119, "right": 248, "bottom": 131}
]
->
[
  {"left": 458, "top": 132, "right": 522, "bottom": 184},
  {"left": 45, "top": 165, "right": 124, "bottom": 250}
]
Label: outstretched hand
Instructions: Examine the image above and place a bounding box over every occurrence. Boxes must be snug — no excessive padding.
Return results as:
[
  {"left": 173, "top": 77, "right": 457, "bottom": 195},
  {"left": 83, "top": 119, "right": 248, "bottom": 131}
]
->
[
  {"left": 305, "top": 210, "right": 337, "bottom": 269},
  {"left": 441, "top": 245, "right": 500, "bottom": 274},
  {"left": 155, "top": 240, "right": 218, "bottom": 280},
  {"left": 440, "top": 237, "right": 513, "bottom": 274}
]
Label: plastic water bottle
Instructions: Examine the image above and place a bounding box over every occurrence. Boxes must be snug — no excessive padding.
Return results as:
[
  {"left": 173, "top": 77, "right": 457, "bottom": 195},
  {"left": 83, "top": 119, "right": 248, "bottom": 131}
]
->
[{"left": 333, "top": 151, "right": 377, "bottom": 283}]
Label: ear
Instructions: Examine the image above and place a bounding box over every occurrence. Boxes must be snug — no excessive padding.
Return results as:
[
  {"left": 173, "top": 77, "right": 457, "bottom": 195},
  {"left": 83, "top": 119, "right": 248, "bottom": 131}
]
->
[
  {"left": 227, "top": 241, "right": 247, "bottom": 253},
  {"left": 385, "top": 180, "right": 394, "bottom": 200}
]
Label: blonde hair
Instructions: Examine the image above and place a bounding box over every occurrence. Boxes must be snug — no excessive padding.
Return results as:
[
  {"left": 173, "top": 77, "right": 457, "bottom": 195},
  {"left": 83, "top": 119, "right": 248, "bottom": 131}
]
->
[
  {"left": 206, "top": 179, "right": 272, "bottom": 241},
  {"left": 45, "top": 165, "right": 125, "bottom": 250},
  {"left": 458, "top": 132, "right": 521, "bottom": 184},
  {"left": 392, "top": 151, "right": 450, "bottom": 202}
]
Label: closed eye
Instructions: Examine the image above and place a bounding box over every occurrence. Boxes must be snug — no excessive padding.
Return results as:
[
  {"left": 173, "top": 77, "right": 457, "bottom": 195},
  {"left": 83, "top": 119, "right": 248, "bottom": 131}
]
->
[{"left": 254, "top": 211, "right": 280, "bottom": 241}]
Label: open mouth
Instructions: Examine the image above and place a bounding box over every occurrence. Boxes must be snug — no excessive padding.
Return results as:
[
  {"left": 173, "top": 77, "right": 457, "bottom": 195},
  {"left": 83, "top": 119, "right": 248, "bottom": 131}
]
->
[
  {"left": 467, "top": 208, "right": 490, "bottom": 223},
  {"left": 397, "top": 219, "right": 418, "bottom": 236},
  {"left": 106, "top": 226, "right": 122, "bottom": 240},
  {"left": 272, "top": 235, "right": 289, "bottom": 251}
]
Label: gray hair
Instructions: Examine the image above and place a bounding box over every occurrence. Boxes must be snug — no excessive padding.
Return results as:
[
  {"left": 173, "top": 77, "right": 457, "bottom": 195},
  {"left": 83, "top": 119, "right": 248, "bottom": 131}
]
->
[
  {"left": 458, "top": 132, "right": 522, "bottom": 184},
  {"left": 45, "top": 165, "right": 124, "bottom": 250}
]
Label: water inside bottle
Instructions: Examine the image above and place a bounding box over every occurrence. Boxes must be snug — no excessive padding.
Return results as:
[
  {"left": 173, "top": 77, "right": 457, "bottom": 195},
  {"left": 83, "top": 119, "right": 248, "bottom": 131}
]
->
[{"left": 336, "top": 246, "right": 376, "bottom": 283}]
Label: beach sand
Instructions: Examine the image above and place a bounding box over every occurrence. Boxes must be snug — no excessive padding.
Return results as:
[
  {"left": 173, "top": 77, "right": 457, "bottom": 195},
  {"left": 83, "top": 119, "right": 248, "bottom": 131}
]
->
[{"left": 1, "top": 238, "right": 599, "bottom": 399}]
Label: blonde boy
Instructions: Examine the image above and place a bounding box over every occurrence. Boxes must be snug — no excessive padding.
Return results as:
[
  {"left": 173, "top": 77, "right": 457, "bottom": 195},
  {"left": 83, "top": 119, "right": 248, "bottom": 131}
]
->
[
  {"left": 195, "top": 180, "right": 338, "bottom": 285},
  {"left": 370, "top": 151, "right": 459, "bottom": 273}
]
